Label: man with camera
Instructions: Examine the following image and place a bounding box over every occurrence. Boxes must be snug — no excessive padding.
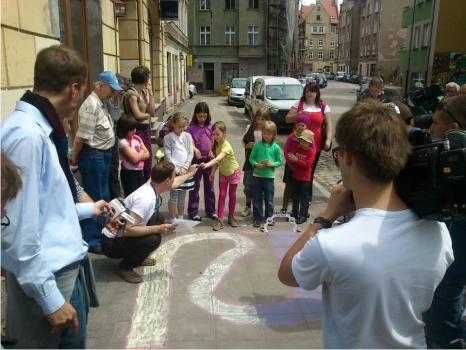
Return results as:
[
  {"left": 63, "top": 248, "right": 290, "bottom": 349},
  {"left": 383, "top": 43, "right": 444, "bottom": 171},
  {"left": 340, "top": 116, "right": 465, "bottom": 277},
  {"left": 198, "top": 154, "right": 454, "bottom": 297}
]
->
[
  {"left": 278, "top": 99, "right": 454, "bottom": 348},
  {"left": 101, "top": 160, "right": 198, "bottom": 283},
  {"left": 423, "top": 95, "right": 466, "bottom": 348}
]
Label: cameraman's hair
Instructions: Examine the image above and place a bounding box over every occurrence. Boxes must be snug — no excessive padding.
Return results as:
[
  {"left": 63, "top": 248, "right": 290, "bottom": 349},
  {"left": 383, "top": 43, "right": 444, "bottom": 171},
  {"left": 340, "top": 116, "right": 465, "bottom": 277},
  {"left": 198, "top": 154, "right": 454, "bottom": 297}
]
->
[
  {"left": 444, "top": 95, "right": 466, "bottom": 128},
  {"left": 335, "top": 99, "right": 410, "bottom": 183},
  {"left": 392, "top": 101, "right": 413, "bottom": 125},
  {"left": 369, "top": 77, "right": 383, "bottom": 89},
  {"left": 262, "top": 121, "right": 277, "bottom": 140},
  {"left": 34, "top": 45, "right": 87, "bottom": 93},
  {"left": 150, "top": 160, "right": 175, "bottom": 183},
  {"left": 1, "top": 150, "right": 23, "bottom": 209}
]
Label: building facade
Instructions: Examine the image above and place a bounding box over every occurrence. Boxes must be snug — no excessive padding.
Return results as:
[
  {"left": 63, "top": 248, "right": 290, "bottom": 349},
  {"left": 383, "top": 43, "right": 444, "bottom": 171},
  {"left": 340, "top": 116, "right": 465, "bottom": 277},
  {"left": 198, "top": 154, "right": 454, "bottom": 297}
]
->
[
  {"left": 399, "top": 0, "right": 466, "bottom": 94},
  {"left": 1, "top": 0, "right": 188, "bottom": 129},
  {"left": 337, "top": 0, "right": 360, "bottom": 74},
  {"left": 298, "top": 0, "right": 339, "bottom": 75},
  {"left": 187, "top": 0, "right": 298, "bottom": 92}
]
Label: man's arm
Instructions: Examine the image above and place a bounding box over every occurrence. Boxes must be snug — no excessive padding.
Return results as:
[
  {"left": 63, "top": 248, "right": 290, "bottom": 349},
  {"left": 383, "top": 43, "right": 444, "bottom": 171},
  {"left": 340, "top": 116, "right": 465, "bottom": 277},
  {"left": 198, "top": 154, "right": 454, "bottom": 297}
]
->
[
  {"left": 172, "top": 164, "right": 199, "bottom": 189},
  {"left": 71, "top": 136, "right": 86, "bottom": 166},
  {"left": 122, "top": 211, "right": 176, "bottom": 237},
  {"left": 278, "top": 182, "right": 355, "bottom": 287}
]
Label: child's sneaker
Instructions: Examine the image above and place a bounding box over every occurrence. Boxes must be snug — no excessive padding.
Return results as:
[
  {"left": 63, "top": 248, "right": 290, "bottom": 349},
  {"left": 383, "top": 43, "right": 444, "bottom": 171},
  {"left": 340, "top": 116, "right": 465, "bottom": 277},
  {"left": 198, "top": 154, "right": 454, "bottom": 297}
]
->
[
  {"left": 228, "top": 215, "right": 239, "bottom": 227},
  {"left": 253, "top": 220, "right": 261, "bottom": 228},
  {"left": 241, "top": 206, "right": 251, "bottom": 217},
  {"left": 213, "top": 218, "right": 223, "bottom": 231}
]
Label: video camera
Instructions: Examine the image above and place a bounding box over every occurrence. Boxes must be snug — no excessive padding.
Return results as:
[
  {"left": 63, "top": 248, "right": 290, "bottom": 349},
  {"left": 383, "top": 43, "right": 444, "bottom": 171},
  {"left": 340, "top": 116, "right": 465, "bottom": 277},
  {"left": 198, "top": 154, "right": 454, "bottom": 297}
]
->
[
  {"left": 395, "top": 129, "right": 466, "bottom": 222},
  {"left": 405, "top": 84, "right": 444, "bottom": 129}
]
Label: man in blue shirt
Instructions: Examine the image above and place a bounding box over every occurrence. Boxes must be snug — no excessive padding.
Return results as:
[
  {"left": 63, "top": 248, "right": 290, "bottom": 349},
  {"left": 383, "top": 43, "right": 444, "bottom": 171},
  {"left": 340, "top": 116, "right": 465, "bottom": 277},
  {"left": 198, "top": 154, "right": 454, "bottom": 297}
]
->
[{"left": 1, "top": 45, "right": 103, "bottom": 348}]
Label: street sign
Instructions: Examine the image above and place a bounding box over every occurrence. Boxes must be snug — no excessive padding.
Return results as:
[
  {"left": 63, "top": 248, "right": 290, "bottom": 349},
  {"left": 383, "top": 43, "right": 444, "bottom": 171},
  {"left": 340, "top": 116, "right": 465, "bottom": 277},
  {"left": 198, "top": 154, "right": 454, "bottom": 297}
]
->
[{"left": 160, "top": 0, "right": 179, "bottom": 20}]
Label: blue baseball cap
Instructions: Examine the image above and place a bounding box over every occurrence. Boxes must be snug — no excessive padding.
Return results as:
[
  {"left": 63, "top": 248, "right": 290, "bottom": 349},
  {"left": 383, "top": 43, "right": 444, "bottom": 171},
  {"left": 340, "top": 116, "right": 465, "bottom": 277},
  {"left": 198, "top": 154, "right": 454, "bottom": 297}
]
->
[{"left": 98, "top": 71, "right": 124, "bottom": 91}]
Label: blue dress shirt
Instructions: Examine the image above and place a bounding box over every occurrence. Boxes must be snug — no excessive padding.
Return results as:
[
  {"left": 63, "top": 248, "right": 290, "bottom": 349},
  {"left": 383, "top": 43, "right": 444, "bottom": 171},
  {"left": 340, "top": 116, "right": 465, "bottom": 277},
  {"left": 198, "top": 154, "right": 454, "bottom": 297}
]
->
[{"left": 1, "top": 101, "right": 88, "bottom": 315}]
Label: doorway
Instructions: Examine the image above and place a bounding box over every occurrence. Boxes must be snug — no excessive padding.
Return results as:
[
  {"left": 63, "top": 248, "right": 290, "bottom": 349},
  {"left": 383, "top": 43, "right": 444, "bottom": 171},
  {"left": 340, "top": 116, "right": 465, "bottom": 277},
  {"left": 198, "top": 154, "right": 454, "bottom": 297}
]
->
[{"left": 204, "top": 63, "right": 214, "bottom": 91}]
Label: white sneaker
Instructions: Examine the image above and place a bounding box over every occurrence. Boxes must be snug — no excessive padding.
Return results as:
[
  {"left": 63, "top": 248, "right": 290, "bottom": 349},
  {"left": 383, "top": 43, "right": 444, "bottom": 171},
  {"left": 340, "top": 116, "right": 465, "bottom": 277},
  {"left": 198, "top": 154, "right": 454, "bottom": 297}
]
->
[{"left": 241, "top": 206, "right": 251, "bottom": 217}]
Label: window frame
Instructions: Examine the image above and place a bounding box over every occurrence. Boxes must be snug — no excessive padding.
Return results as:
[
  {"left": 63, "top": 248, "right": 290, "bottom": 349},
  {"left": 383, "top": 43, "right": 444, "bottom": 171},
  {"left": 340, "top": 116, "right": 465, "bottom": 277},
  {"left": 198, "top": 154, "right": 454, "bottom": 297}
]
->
[
  {"left": 225, "top": 26, "right": 236, "bottom": 45},
  {"left": 331, "top": 26, "right": 336, "bottom": 34},
  {"left": 329, "top": 51, "right": 335, "bottom": 60},
  {"left": 200, "top": 26, "right": 211, "bottom": 45},
  {"left": 318, "top": 51, "right": 323, "bottom": 59},
  {"left": 309, "top": 39, "right": 313, "bottom": 47},
  {"left": 308, "top": 51, "right": 313, "bottom": 59},
  {"left": 249, "top": 0, "right": 259, "bottom": 9},
  {"left": 200, "top": 0, "right": 211, "bottom": 10},
  {"left": 423, "top": 24, "right": 429, "bottom": 47},
  {"left": 225, "top": 0, "right": 235, "bottom": 10},
  {"left": 247, "top": 25, "right": 259, "bottom": 46},
  {"left": 414, "top": 26, "right": 420, "bottom": 49},
  {"left": 330, "top": 39, "right": 335, "bottom": 48},
  {"left": 318, "top": 39, "right": 324, "bottom": 47}
]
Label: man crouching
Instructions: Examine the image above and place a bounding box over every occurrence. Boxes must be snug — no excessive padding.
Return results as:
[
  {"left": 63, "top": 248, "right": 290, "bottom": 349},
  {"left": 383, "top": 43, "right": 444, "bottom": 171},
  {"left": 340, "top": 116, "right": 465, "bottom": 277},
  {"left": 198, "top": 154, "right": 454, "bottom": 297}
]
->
[
  {"left": 101, "top": 161, "right": 198, "bottom": 283},
  {"left": 278, "top": 99, "right": 454, "bottom": 348}
]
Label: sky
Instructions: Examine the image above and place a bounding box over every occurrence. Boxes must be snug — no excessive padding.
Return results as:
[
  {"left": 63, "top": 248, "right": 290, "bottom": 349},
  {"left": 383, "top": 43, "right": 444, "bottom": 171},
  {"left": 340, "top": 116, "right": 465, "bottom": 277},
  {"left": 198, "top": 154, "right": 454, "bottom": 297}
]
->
[{"left": 301, "top": 0, "right": 343, "bottom": 6}]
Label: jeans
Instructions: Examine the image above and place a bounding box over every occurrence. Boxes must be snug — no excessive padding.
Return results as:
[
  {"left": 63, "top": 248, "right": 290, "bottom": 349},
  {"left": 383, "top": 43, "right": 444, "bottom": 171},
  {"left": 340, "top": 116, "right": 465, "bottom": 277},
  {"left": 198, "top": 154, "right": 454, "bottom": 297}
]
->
[
  {"left": 120, "top": 169, "right": 145, "bottom": 197},
  {"left": 59, "top": 276, "right": 86, "bottom": 349},
  {"left": 252, "top": 177, "right": 274, "bottom": 221},
  {"left": 292, "top": 179, "right": 310, "bottom": 218},
  {"left": 78, "top": 145, "right": 111, "bottom": 249},
  {"left": 101, "top": 234, "right": 162, "bottom": 270},
  {"left": 423, "top": 222, "right": 466, "bottom": 348}
]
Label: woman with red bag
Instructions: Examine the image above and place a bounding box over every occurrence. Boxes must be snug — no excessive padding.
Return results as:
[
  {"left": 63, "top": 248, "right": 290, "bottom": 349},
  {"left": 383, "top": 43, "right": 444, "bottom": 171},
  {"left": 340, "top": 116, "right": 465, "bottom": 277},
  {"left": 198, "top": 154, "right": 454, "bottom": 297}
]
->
[{"left": 285, "top": 81, "right": 332, "bottom": 206}]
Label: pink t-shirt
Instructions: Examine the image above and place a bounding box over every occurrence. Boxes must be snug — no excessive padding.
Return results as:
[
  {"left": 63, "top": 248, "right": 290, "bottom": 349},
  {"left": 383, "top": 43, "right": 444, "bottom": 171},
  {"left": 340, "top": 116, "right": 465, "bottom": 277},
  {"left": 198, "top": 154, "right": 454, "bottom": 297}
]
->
[{"left": 118, "top": 135, "right": 144, "bottom": 170}]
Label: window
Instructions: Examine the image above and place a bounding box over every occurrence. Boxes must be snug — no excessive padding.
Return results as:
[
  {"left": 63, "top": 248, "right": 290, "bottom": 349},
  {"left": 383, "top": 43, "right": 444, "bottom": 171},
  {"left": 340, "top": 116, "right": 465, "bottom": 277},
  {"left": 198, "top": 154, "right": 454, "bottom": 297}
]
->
[
  {"left": 248, "top": 26, "right": 258, "bottom": 45},
  {"left": 225, "top": 0, "right": 235, "bottom": 10},
  {"left": 308, "top": 51, "right": 313, "bottom": 59},
  {"left": 309, "top": 39, "right": 313, "bottom": 47},
  {"left": 318, "top": 26, "right": 325, "bottom": 33},
  {"left": 331, "top": 26, "right": 336, "bottom": 34},
  {"left": 317, "top": 6, "right": 321, "bottom": 11},
  {"left": 318, "top": 39, "right": 324, "bottom": 47},
  {"left": 368, "top": 4, "right": 371, "bottom": 15},
  {"left": 318, "top": 51, "right": 323, "bottom": 59},
  {"left": 414, "top": 26, "right": 420, "bottom": 48},
  {"left": 330, "top": 40, "right": 335, "bottom": 48},
  {"left": 375, "top": 1, "right": 379, "bottom": 12},
  {"left": 249, "top": 0, "right": 258, "bottom": 9},
  {"left": 225, "top": 26, "right": 235, "bottom": 45},
  {"left": 200, "top": 26, "right": 211, "bottom": 45},
  {"left": 317, "top": 15, "right": 321, "bottom": 21},
  {"left": 330, "top": 52, "right": 335, "bottom": 60},
  {"left": 312, "top": 26, "right": 318, "bottom": 33},
  {"left": 423, "top": 24, "right": 430, "bottom": 47},
  {"left": 374, "top": 23, "right": 378, "bottom": 34},
  {"left": 200, "top": 0, "right": 211, "bottom": 10}
]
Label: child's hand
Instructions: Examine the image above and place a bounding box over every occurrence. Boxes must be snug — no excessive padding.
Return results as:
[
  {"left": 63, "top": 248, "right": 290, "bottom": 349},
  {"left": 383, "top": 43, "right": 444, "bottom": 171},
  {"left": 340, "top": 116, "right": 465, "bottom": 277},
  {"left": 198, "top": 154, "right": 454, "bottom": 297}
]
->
[
  {"left": 247, "top": 141, "right": 255, "bottom": 149},
  {"left": 194, "top": 149, "right": 202, "bottom": 159},
  {"left": 188, "top": 164, "right": 199, "bottom": 176},
  {"left": 208, "top": 151, "right": 215, "bottom": 160},
  {"left": 255, "top": 162, "right": 265, "bottom": 168},
  {"left": 179, "top": 168, "right": 187, "bottom": 175},
  {"left": 265, "top": 160, "right": 274, "bottom": 167},
  {"left": 288, "top": 153, "right": 297, "bottom": 162},
  {"left": 199, "top": 162, "right": 206, "bottom": 169},
  {"left": 209, "top": 172, "right": 215, "bottom": 181}
]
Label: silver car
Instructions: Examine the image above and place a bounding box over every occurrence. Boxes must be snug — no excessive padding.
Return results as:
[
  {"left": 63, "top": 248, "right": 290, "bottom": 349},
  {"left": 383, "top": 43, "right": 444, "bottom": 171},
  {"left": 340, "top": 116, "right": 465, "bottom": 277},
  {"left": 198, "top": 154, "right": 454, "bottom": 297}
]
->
[{"left": 227, "top": 78, "right": 247, "bottom": 106}]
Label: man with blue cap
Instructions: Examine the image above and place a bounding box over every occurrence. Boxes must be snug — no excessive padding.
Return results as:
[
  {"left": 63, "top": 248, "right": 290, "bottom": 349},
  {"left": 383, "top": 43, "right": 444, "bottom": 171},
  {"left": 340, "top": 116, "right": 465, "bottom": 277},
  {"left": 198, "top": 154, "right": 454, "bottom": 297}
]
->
[{"left": 72, "top": 71, "right": 124, "bottom": 254}]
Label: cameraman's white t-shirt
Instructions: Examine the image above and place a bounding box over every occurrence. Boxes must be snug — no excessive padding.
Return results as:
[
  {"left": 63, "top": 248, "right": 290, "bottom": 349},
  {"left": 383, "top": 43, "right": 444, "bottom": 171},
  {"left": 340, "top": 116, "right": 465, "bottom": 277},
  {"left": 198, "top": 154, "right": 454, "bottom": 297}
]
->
[{"left": 292, "top": 208, "right": 453, "bottom": 349}]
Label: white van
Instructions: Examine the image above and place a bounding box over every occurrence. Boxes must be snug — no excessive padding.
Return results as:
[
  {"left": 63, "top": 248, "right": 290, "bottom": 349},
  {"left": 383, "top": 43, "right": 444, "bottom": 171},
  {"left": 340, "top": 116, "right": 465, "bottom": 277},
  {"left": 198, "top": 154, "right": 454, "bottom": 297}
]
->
[
  {"left": 244, "top": 76, "right": 265, "bottom": 115},
  {"left": 336, "top": 71, "right": 346, "bottom": 81},
  {"left": 250, "top": 76, "right": 304, "bottom": 129}
]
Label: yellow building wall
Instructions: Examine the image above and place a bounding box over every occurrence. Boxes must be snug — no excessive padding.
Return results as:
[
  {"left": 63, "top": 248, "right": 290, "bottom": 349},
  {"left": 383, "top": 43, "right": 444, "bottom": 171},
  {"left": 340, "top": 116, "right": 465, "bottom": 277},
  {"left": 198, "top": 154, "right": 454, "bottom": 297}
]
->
[
  {"left": 1, "top": 0, "right": 61, "bottom": 121},
  {"left": 102, "top": 0, "right": 120, "bottom": 73},
  {"left": 435, "top": 0, "right": 466, "bottom": 53}
]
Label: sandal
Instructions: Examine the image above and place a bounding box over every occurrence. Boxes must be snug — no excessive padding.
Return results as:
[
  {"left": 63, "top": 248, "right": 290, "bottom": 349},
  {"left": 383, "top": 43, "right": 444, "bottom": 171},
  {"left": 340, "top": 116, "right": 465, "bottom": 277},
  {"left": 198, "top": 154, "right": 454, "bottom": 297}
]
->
[{"left": 190, "top": 215, "right": 202, "bottom": 222}]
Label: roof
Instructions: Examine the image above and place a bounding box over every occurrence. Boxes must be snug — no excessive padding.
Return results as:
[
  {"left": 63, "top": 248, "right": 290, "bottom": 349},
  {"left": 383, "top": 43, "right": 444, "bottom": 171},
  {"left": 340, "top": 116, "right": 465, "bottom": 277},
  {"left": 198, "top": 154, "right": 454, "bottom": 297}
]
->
[
  {"left": 257, "top": 77, "right": 302, "bottom": 85},
  {"left": 319, "top": 0, "right": 339, "bottom": 24},
  {"left": 300, "top": 5, "right": 314, "bottom": 22}
]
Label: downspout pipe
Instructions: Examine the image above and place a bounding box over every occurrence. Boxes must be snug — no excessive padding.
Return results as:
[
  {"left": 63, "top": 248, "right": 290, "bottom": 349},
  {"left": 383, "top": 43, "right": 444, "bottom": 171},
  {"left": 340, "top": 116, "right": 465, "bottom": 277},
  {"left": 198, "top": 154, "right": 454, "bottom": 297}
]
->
[
  {"left": 138, "top": 0, "right": 144, "bottom": 66},
  {"left": 404, "top": 1, "right": 416, "bottom": 95}
]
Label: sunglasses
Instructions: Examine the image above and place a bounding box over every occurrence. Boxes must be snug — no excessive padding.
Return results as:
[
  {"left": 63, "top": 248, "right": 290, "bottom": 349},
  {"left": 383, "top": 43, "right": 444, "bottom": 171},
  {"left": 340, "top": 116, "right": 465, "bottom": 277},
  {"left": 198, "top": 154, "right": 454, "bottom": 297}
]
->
[
  {"left": 1, "top": 215, "right": 10, "bottom": 230},
  {"left": 332, "top": 146, "right": 340, "bottom": 168},
  {"left": 438, "top": 100, "right": 463, "bottom": 128}
]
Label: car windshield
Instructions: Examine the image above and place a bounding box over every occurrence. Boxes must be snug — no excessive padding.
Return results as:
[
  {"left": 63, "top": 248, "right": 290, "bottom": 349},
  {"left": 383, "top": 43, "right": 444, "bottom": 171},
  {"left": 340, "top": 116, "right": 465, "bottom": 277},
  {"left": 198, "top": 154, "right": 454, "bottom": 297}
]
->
[
  {"left": 230, "top": 80, "right": 247, "bottom": 88},
  {"left": 266, "top": 85, "right": 303, "bottom": 100},
  {"left": 384, "top": 89, "right": 400, "bottom": 98}
]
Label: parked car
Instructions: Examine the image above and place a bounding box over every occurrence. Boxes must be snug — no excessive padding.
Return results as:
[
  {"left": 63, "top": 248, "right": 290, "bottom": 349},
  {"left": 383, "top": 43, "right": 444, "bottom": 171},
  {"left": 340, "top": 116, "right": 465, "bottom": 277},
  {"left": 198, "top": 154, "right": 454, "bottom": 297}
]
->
[
  {"left": 319, "top": 74, "right": 328, "bottom": 88},
  {"left": 325, "top": 72, "right": 335, "bottom": 80},
  {"left": 344, "top": 74, "right": 351, "bottom": 83},
  {"left": 227, "top": 78, "right": 247, "bottom": 106},
  {"left": 188, "top": 83, "right": 197, "bottom": 98},
  {"left": 307, "top": 73, "right": 326, "bottom": 88},
  {"left": 298, "top": 78, "right": 307, "bottom": 88},
  {"left": 357, "top": 85, "right": 403, "bottom": 102},
  {"left": 336, "top": 71, "right": 346, "bottom": 81},
  {"left": 250, "top": 76, "right": 303, "bottom": 129},
  {"left": 349, "top": 75, "right": 361, "bottom": 84},
  {"left": 244, "top": 75, "right": 266, "bottom": 115}
]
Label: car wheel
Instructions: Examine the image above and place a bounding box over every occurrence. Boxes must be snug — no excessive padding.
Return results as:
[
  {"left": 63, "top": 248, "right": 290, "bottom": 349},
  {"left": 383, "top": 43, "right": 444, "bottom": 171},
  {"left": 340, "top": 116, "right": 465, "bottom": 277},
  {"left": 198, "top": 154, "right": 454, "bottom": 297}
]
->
[
  {"left": 189, "top": 91, "right": 193, "bottom": 99},
  {"left": 227, "top": 98, "right": 232, "bottom": 106}
]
